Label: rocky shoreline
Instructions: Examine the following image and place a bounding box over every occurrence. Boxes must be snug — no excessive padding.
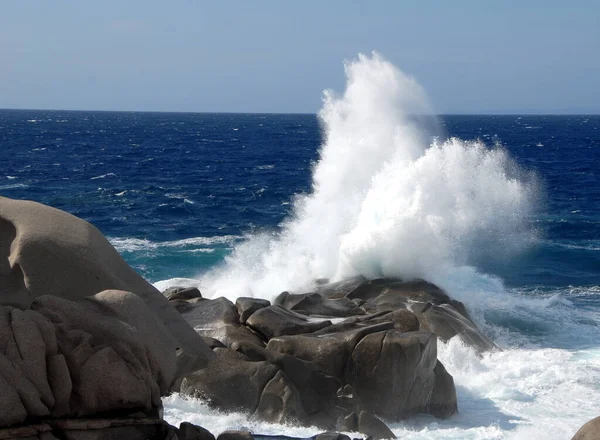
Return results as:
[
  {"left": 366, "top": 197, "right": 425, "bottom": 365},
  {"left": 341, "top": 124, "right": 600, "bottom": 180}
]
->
[{"left": 0, "top": 196, "right": 595, "bottom": 439}]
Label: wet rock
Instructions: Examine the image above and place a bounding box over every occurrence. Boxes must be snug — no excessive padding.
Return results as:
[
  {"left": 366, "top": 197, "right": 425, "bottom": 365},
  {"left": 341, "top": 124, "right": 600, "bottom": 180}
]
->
[
  {"left": 178, "top": 422, "right": 216, "bottom": 440},
  {"left": 246, "top": 305, "right": 332, "bottom": 340},
  {"left": 357, "top": 411, "right": 396, "bottom": 439},
  {"left": 164, "top": 287, "right": 203, "bottom": 302},
  {"left": 347, "top": 330, "right": 439, "bottom": 420},
  {"left": 236, "top": 297, "right": 271, "bottom": 324},
  {"left": 276, "top": 292, "right": 365, "bottom": 318},
  {"left": 181, "top": 349, "right": 278, "bottom": 414},
  {"left": 217, "top": 431, "right": 254, "bottom": 440},
  {"left": 180, "top": 297, "right": 265, "bottom": 348}
]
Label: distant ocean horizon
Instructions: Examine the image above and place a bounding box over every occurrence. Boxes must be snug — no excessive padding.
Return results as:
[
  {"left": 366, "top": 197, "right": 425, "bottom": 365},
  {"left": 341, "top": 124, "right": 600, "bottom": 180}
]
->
[{"left": 2, "top": 58, "right": 599, "bottom": 439}]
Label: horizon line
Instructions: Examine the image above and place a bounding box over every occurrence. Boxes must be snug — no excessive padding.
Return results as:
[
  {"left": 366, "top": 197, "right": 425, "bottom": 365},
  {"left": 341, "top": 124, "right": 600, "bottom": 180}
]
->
[{"left": 1, "top": 107, "right": 599, "bottom": 117}]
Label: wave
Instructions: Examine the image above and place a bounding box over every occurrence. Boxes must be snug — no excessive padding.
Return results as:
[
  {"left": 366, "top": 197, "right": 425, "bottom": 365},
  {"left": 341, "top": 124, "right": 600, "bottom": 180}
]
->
[
  {"left": 90, "top": 172, "right": 117, "bottom": 180},
  {"left": 109, "top": 235, "right": 241, "bottom": 253},
  {"left": 200, "top": 52, "right": 540, "bottom": 301}
]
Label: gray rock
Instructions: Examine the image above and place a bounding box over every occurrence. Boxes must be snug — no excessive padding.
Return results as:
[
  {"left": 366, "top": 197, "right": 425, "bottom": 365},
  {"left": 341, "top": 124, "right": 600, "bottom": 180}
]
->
[
  {"left": 236, "top": 297, "right": 271, "bottom": 324},
  {"left": 246, "top": 305, "right": 332, "bottom": 340},
  {"left": 181, "top": 349, "right": 278, "bottom": 414},
  {"left": 179, "top": 422, "right": 215, "bottom": 440},
  {"left": 276, "top": 292, "right": 365, "bottom": 318},
  {"left": 0, "top": 290, "right": 177, "bottom": 427},
  {"left": 357, "top": 411, "right": 396, "bottom": 439},
  {"left": 164, "top": 287, "right": 203, "bottom": 302},
  {"left": 179, "top": 297, "right": 264, "bottom": 348},
  {"left": 0, "top": 197, "right": 213, "bottom": 375},
  {"left": 217, "top": 431, "right": 254, "bottom": 440}
]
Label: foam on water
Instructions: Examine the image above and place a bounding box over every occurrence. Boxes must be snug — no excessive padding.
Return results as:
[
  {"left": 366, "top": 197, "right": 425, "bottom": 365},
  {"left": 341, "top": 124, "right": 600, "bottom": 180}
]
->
[
  {"left": 109, "top": 235, "right": 240, "bottom": 252},
  {"left": 158, "top": 53, "right": 600, "bottom": 438},
  {"left": 201, "top": 52, "right": 538, "bottom": 301},
  {"left": 164, "top": 288, "right": 600, "bottom": 438}
]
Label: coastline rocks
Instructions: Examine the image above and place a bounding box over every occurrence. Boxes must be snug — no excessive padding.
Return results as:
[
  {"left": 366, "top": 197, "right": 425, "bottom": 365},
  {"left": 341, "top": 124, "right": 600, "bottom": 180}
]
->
[
  {"left": 174, "top": 278, "right": 488, "bottom": 432},
  {"left": 0, "top": 196, "right": 214, "bottom": 374},
  {"left": 0, "top": 290, "right": 177, "bottom": 427},
  {"left": 572, "top": 416, "right": 600, "bottom": 440}
]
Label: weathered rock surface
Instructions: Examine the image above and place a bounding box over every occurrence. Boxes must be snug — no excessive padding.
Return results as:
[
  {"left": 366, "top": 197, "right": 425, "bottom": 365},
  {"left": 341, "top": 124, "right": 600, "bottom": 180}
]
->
[
  {"left": 175, "top": 278, "right": 491, "bottom": 432},
  {"left": 0, "top": 290, "right": 177, "bottom": 427},
  {"left": 0, "top": 196, "right": 213, "bottom": 374},
  {"left": 572, "top": 416, "right": 600, "bottom": 440}
]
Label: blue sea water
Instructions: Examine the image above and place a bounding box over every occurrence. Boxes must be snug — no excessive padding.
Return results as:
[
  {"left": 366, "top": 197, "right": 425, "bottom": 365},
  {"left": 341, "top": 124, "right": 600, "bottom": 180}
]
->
[
  {"left": 1, "top": 106, "right": 599, "bottom": 439},
  {"left": 4, "top": 51, "right": 600, "bottom": 438},
  {"left": 2, "top": 110, "right": 598, "bottom": 290}
]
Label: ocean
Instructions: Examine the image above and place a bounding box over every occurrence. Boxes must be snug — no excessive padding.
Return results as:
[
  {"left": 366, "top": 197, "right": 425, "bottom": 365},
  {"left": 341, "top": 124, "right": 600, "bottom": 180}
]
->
[{"left": 1, "top": 56, "right": 599, "bottom": 439}]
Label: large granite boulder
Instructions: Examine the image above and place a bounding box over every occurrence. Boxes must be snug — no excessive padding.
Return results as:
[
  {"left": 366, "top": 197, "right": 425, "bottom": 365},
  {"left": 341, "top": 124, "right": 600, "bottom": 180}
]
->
[
  {"left": 0, "top": 290, "right": 177, "bottom": 427},
  {"left": 175, "top": 278, "right": 471, "bottom": 432},
  {"left": 572, "top": 416, "right": 600, "bottom": 440},
  {"left": 0, "top": 196, "right": 214, "bottom": 372}
]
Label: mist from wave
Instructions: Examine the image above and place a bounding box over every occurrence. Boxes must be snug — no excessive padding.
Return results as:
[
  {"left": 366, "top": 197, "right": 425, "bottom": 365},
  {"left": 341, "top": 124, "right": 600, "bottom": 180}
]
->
[{"left": 200, "top": 52, "right": 540, "bottom": 302}]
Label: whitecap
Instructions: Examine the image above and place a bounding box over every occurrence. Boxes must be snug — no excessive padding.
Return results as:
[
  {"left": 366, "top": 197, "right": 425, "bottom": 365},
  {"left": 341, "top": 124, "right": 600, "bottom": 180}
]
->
[{"left": 90, "top": 173, "right": 117, "bottom": 180}]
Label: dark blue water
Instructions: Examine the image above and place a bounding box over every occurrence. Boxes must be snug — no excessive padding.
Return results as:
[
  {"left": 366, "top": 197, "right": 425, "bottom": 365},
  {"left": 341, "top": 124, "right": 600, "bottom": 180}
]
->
[{"left": 1, "top": 110, "right": 599, "bottom": 292}]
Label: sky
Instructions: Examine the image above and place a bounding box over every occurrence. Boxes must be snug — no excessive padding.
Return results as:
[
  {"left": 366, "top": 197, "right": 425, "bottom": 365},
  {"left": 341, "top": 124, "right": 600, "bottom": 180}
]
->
[{"left": 1, "top": 1, "right": 599, "bottom": 114}]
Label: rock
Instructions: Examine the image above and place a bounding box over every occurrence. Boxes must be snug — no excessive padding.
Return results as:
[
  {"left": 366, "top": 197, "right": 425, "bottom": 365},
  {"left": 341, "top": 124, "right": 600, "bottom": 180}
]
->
[
  {"left": 254, "top": 370, "right": 305, "bottom": 424},
  {"left": 316, "top": 276, "right": 368, "bottom": 299},
  {"left": 180, "top": 297, "right": 265, "bottom": 348},
  {"left": 347, "top": 330, "right": 439, "bottom": 421},
  {"left": 0, "top": 290, "right": 177, "bottom": 427},
  {"left": 276, "top": 292, "right": 364, "bottom": 318},
  {"left": 319, "top": 277, "right": 496, "bottom": 353},
  {"left": 428, "top": 361, "right": 458, "bottom": 419},
  {"left": 181, "top": 349, "right": 278, "bottom": 414},
  {"left": 236, "top": 297, "right": 271, "bottom": 324},
  {"left": 335, "top": 412, "right": 357, "bottom": 432},
  {"left": 572, "top": 416, "right": 600, "bottom": 440},
  {"left": 246, "top": 305, "right": 332, "bottom": 340},
  {"left": 413, "top": 302, "right": 496, "bottom": 353},
  {"left": 164, "top": 287, "right": 203, "bottom": 302},
  {"left": 357, "top": 411, "right": 396, "bottom": 439},
  {"left": 0, "top": 197, "right": 213, "bottom": 374},
  {"left": 178, "top": 422, "right": 215, "bottom": 440},
  {"left": 313, "top": 433, "right": 351, "bottom": 440},
  {"left": 217, "top": 431, "right": 254, "bottom": 440}
]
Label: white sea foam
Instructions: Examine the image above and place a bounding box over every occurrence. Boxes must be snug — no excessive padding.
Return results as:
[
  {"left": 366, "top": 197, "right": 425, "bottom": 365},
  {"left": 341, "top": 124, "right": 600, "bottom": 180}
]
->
[
  {"left": 157, "top": 53, "right": 599, "bottom": 439},
  {"left": 200, "top": 52, "right": 539, "bottom": 301},
  {"left": 109, "top": 235, "right": 241, "bottom": 253},
  {"left": 90, "top": 172, "right": 116, "bottom": 180},
  {"left": 164, "top": 287, "right": 600, "bottom": 439}
]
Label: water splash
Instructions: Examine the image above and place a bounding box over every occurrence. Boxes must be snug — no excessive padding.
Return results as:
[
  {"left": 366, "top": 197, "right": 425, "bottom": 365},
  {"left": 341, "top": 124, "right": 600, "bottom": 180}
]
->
[{"left": 202, "top": 52, "right": 539, "bottom": 301}]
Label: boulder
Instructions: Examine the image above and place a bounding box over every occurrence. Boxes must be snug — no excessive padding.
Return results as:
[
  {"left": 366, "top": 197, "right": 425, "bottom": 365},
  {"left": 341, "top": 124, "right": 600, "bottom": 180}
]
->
[
  {"left": 178, "top": 422, "right": 215, "bottom": 440},
  {"left": 179, "top": 297, "right": 265, "bottom": 348},
  {"left": 572, "top": 416, "right": 600, "bottom": 440},
  {"left": 318, "top": 277, "right": 496, "bottom": 353},
  {"left": 0, "top": 290, "right": 177, "bottom": 427},
  {"left": 216, "top": 431, "right": 254, "bottom": 440},
  {"left": 357, "top": 411, "right": 396, "bottom": 439},
  {"left": 347, "top": 330, "right": 438, "bottom": 420},
  {"left": 246, "top": 305, "right": 332, "bottom": 340},
  {"left": 0, "top": 197, "right": 213, "bottom": 373},
  {"left": 236, "top": 297, "right": 271, "bottom": 324},
  {"left": 163, "top": 287, "right": 203, "bottom": 302},
  {"left": 181, "top": 349, "right": 278, "bottom": 414},
  {"left": 276, "top": 291, "right": 364, "bottom": 318}
]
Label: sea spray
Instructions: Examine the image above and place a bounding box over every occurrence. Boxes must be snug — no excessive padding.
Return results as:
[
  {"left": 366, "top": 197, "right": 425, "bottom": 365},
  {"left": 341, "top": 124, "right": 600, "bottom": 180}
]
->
[{"left": 201, "top": 52, "right": 539, "bottom": 301}]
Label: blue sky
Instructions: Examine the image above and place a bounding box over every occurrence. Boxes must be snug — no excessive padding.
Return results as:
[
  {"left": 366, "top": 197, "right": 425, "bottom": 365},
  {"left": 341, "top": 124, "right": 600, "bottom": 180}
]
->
[{"left": 1, "top": 1, "right": 599, "bottom": 114}]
